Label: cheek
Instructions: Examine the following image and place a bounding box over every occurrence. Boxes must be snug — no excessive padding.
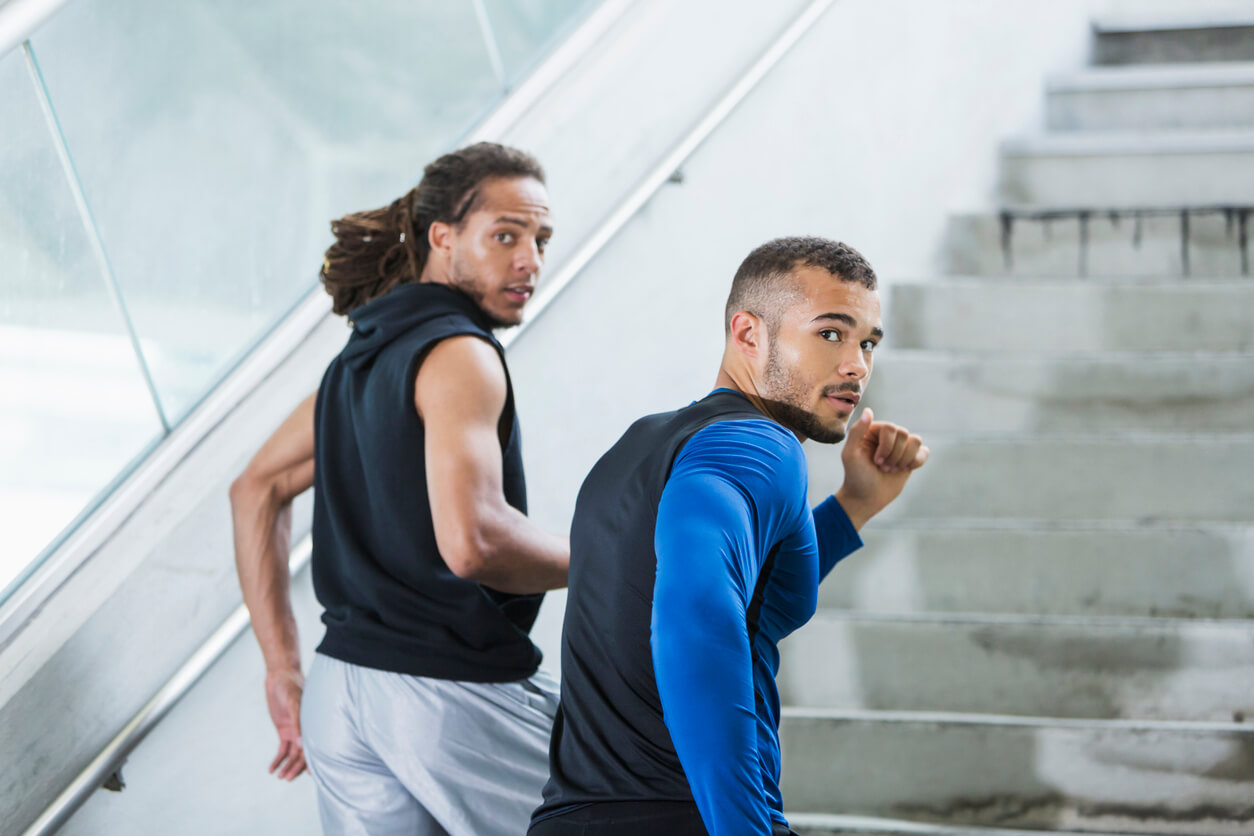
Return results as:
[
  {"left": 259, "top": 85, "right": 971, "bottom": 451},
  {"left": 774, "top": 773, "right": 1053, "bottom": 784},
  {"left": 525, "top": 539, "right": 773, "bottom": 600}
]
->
[{"left": 463, "top": 236, "right": 495, "bottom": 263}]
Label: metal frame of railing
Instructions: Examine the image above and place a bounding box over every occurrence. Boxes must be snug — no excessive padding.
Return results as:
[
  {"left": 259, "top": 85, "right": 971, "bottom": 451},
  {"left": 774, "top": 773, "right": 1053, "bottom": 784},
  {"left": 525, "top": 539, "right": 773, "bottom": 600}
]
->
[
  {"left": 0, "top": 0, "right": 72, "bottom": 58},
  {"left": 14, "top": 0, "right": 838, "bottom": 832}
]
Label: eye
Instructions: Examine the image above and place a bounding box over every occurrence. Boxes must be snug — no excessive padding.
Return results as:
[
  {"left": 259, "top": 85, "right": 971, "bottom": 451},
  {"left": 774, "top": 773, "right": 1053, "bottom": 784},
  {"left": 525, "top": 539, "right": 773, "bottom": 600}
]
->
[
  {"left": 819, "top": 329, "right": 841, "bottom": 343},
  {"left": 536, "top": 236, "right": 550, "bottom": 253},
  {"left": 861, "top": 340, "right": 878, "bottom": 352},
  {"left": 494, "top": 231, "right": 515, "bottom": 245}
]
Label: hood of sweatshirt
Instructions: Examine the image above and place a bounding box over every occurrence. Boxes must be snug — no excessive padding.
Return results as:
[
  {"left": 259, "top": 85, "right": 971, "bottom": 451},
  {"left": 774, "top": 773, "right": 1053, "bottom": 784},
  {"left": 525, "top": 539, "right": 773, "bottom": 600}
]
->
[{"left": 341, "top": 282, "right": 498, "bottom": 368}]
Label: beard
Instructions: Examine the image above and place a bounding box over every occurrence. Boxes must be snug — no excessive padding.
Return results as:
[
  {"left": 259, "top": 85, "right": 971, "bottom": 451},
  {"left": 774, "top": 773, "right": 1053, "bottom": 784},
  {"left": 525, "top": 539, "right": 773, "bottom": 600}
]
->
[
  {"left": 761, "top": 341, "right": 848, "bottom": 444},
  {"left": 448, "top": 256, "right": 520, "bottom": 330}
]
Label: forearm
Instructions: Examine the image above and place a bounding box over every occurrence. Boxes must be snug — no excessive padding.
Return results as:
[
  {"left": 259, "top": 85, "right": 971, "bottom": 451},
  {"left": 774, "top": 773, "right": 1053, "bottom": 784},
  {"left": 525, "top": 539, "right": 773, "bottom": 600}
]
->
[
  {"left": 464, "top": 504, "right": 569, "bottom": 594},
  {"left": 231, "top": 481, "right": 301, "bottom": 672}
]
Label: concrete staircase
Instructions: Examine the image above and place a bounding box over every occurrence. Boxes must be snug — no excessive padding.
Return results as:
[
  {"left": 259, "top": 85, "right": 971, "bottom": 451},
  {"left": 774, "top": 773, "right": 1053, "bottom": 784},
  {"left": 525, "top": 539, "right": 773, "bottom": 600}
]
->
[{"left": 785, "top": 13, "right": 1254, "bottom": 836}]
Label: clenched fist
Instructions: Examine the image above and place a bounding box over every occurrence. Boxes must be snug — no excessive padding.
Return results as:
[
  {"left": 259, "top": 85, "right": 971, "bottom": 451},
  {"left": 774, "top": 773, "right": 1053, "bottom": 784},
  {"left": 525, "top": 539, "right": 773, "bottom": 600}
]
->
[{"left": 834, "top": 408, "right": 929, "bottom": 530}]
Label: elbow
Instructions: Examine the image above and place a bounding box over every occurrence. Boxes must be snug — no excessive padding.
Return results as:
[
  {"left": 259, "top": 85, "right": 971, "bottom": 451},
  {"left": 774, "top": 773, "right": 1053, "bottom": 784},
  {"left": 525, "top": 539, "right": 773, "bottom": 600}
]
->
[
  {"left": 229, "top": 471, "right": 257, "bottom": 509},
  {"left": 440, "top": 532, "right": 492, "bottom": 581},
  {"left": 229, "top": 468, "right": 275, "bottom": 513}
]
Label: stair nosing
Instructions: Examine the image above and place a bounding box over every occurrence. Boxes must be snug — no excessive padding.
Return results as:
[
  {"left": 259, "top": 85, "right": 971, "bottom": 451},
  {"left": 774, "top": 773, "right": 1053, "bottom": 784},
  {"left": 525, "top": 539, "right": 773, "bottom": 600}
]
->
[
  {"left": 899, "top": 274, "right": 1254, "bottom": 287},
  {"left": 780, "top": 706, "right": 1254, "bottom": 733},
  {"left": 786, "top": 812, "right": 1154, "bottom": 836},
  {"left": 858, "top": 517, "right": 1254, "bottom": 534},
  {"left": 1093, "top": 14, "right": 1254, "bottom": 35},
  {"left": 1001, "top": 128, "right": 1254, "bottom": 157},
  {"left": 806, "top": 609, "right": 1254, "bottom": 631},
  {"left": 1048, "top": 60, "right": 1254, "bottom": 92}
]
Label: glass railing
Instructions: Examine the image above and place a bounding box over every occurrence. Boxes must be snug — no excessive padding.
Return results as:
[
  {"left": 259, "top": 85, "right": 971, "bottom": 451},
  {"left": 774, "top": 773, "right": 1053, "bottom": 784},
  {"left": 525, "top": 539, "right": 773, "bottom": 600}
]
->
[{"left": 0, "top": 0, "right": 600, "bottom": 604}]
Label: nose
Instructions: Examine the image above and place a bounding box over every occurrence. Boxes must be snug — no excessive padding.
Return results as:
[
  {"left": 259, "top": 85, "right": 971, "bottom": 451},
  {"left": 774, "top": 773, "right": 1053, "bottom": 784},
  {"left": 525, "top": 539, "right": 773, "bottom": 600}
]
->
[
  {"left": 515, "top": 239, "right": 542, "bottom": 276},
  {"left": 838, "top": 344, "right": 869, "bottom": 380}
]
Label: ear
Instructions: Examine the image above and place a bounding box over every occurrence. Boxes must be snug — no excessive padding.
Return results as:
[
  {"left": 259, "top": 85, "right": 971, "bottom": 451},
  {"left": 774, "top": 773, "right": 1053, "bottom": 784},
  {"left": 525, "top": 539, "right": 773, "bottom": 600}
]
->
[
  {"left": 427, "top": 220, "right": 454, "bottom": 256},
  {"left": 728, "top": 310, "right": 766, "bottom": 360}
]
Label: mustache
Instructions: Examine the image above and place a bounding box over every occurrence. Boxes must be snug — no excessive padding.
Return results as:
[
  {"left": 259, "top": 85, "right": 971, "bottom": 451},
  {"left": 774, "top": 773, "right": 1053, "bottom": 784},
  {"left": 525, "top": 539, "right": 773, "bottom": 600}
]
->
[{"left": 821, "top": 382, "right": 862, "bottom": 398}]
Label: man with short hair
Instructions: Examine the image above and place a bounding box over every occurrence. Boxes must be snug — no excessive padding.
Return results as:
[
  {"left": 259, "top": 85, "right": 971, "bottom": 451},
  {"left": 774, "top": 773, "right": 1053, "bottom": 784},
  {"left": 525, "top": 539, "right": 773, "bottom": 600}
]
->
[
  {"left": 530, "top": 237, "right": 928, "bottom": 836},
  {"left": 231, "top": 142, "right": 567, "bottom": 836}
]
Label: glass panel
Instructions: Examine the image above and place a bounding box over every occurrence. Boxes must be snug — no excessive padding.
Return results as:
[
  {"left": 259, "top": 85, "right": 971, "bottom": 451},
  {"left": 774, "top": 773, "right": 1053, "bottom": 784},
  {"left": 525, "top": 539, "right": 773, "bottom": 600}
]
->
[
  {"left": 30, "top": 0, "right": 502, "bottom": 421},
  {"left": 0, "top": 47, "right": 164, "bottom": 599},
  {"left": 484, "top": 0, "right": 600, "bottom": 85}
]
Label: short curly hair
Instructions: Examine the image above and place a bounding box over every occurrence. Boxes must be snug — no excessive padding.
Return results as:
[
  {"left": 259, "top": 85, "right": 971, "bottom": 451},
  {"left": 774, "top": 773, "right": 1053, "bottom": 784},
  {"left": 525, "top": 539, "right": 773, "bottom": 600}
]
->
[{"left": 724, "top": 236, "right": 877, "bottom": 335}]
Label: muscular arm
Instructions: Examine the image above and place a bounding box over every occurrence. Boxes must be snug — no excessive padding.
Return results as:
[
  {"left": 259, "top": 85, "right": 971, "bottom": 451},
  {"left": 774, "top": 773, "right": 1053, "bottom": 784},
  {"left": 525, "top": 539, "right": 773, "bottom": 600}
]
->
[
  {"left": 230, "top": 393, "right": 315, "bottom": 672},
  {"left": 651, "top": 420, "right": 807, "bottom": 835},
  {"left": 417, "top": 335, "right": 568, "bottom": 594},
  {"left": 229, "top": 392, "right": 315, "bottom": 779}
]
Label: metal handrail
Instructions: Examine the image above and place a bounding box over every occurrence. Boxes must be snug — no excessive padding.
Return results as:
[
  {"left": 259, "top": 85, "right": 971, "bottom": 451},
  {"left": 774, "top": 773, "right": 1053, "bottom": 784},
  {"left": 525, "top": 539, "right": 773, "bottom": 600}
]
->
[
  {"left": 18, "top": 0, "right": 839, "bottom": 832},
  {"left": 0, "top": 0, "right": 72, "bottom": 57}
]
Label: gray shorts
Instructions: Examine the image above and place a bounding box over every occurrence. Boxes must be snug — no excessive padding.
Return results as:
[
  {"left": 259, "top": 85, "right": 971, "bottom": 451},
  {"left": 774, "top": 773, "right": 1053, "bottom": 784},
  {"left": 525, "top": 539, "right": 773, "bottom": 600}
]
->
[{"left": 301, "top": 653, "right": 559, "bottom": 836}]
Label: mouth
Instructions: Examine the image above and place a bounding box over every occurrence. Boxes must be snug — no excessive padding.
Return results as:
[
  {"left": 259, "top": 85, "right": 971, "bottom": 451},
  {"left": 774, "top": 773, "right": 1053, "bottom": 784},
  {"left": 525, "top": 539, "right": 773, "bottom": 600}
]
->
[
  {"left": 825, "top": 392, "right": 861, "bottom": 413},
  {"left": 504, "top": 285, "right": 534, "bottom": 304}
]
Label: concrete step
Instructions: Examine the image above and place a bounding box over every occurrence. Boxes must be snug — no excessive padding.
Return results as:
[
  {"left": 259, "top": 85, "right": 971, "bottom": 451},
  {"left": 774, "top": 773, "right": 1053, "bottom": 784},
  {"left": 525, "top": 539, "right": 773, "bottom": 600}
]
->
[
  {"left": 805, "top": 436, "right": 1254, "bottom": 524},
  {"left": 942, "top": 210, "right": 1251, "bottom": 278},
  {"left": 780, "top": 710, "right": 1254, "bottom": 835},
  {"left": 1094, "top": 13, "right": 1254, "bottom": 65},
  {"left": 887, "top": 278, "right": 1254, "bottom": 353},
  {"left": 778, "top": 612, "right": 1254, "bottom": 723},
  {"left": 822, "top": 521, "right": 1254, "bottom": 620},
  {"left": 1048, "top": 62, "right": 1254, "bottom": 132},
  {"left": 999, "top": 130, "right": 1254, "bottom": 208},
  {"left": 864, "top": 351, "right": 1254, "bottom": 434},
  {"left": 789, "top": 813, "right": 1149, "bottom": 836}
]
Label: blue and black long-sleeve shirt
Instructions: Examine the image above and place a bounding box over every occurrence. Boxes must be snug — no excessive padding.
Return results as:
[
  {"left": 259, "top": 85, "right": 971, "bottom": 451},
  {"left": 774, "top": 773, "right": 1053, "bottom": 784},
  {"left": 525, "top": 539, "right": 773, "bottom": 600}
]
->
[{"left": 533, "top": 389, "right": 862, "bottom": 834}]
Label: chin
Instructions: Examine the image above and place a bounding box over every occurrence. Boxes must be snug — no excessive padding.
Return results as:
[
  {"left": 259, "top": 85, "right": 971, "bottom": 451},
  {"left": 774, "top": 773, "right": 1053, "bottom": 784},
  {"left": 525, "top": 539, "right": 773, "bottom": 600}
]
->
[{"left": 483, "top": 305, "right": 524, "bottom": 329}]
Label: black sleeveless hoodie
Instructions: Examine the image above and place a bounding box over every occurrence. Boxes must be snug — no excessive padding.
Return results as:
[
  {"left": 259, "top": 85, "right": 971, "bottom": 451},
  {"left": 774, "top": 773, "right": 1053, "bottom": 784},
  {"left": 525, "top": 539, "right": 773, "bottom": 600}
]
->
[{"left": 311, "top": 282, "right": 542, "bottom": 682}]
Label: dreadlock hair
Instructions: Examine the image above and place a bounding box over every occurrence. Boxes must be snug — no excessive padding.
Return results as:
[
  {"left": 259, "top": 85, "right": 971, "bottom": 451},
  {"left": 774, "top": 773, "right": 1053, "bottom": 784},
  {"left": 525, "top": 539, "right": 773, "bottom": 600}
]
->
[
  {"left": 320, "top": 142, "right": 546, "bottom": 315},
  {"left": 724, "top": 236, "right": 877, "bottom": 336}
]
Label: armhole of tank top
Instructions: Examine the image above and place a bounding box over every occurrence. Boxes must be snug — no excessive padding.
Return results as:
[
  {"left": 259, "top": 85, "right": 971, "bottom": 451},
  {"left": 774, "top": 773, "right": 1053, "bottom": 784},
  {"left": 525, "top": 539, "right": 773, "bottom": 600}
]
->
[{"left": 407, "top": 326, "right": 514, "bottom": 452}]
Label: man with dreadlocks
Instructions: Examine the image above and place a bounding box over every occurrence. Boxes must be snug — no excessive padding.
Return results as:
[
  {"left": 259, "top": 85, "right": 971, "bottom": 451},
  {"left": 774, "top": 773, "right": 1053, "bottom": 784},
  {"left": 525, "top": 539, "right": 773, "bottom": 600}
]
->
[{"left": 230, "top": 142, "right": 567, "bottom": 835}]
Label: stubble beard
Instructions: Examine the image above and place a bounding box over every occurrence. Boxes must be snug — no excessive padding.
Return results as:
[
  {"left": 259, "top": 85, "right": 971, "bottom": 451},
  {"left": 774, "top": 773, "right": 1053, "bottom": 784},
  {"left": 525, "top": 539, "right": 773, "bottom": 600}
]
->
[
  {"left": 449, "top": 256, "right": 519, "bottom": 330},
  {"left": 761, "top": 341, "right": 847, "bottom": 445}
]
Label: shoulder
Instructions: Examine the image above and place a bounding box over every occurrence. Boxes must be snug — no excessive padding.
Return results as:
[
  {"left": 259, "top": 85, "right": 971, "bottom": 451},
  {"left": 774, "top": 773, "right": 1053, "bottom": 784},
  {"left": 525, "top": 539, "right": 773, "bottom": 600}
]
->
[
  {"left": 414, "top": 334, "right": 506, "bottom": 421},
  {"left": 671, "top": 418, "right": 807, "bottom": 511}
]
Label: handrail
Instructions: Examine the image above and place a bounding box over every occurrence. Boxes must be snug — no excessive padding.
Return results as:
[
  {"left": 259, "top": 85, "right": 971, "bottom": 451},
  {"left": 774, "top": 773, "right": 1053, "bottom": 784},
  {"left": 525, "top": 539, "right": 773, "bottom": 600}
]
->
[
  {"left": 0, "top": 0, "right": 72, "bottom": 57},
  {"left": 18, "top": 0, "right": 839, "bottom": 832}
]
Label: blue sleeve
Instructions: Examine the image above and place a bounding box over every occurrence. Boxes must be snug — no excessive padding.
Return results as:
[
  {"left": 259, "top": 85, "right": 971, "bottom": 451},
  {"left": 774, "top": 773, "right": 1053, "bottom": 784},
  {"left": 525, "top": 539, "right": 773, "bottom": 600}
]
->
[
  {"left": 812, "top": 495, "right": 863, "bottom": 580},
  {"left": 651, "top": 419, "right": 807, "bottom": 836}
]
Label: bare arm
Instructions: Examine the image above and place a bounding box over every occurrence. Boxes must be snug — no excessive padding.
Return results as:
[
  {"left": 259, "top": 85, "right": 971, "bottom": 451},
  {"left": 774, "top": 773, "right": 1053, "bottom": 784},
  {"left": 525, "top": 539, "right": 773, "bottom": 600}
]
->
[
  {"left": 417, "top": 336, "right": 569, "bottom": 594},
  {"left": 229, "top": 392, "right": 316, "bottom": 779}
]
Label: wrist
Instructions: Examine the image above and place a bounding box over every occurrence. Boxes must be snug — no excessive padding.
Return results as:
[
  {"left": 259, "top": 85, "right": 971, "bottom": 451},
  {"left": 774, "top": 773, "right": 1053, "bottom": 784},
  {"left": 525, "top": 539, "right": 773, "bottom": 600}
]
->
[
  {"left": 833, "top": 488, "right": 874, "bottom": 531},
  {"left": 264, "top": 660, "right": 302, "bottom": 678}
]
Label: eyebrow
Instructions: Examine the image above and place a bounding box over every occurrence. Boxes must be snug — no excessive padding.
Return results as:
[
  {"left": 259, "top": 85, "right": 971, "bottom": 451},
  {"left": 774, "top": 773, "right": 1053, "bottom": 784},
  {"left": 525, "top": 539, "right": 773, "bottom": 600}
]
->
[
  {"left": 811, "top": 312, "right": 884, "bottom": 339},
  {"left": 494, "top": 216, "right": 554, "bottom": 235}
]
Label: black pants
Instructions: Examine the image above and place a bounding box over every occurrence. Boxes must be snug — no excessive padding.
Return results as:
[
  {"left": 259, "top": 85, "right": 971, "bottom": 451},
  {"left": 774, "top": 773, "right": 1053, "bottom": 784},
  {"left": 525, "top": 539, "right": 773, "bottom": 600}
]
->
[{"left": 528, "top": 801, "right": 797, "bottom": 835}]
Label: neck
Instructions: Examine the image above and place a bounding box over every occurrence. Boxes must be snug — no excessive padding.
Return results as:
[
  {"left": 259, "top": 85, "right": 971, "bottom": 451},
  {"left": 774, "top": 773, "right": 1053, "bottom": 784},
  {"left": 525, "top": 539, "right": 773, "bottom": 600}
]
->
[
  {"left": 713, "top": 363, "right": 803, "bottom": 441},
  {"left": 418, "top": 257, "right": 450, "bottom": 286}
]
